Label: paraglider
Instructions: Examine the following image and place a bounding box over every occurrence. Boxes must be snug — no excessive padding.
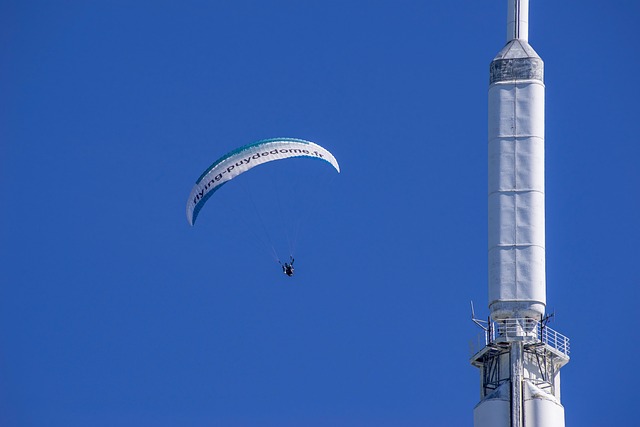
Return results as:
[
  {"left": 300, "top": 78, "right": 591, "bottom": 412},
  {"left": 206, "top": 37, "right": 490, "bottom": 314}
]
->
[
  {"left": 281, "top": 256, "right": 295, "bottom": 277},
  {"left": 186, "top": 137, "right": 340, "bottom": 275}
]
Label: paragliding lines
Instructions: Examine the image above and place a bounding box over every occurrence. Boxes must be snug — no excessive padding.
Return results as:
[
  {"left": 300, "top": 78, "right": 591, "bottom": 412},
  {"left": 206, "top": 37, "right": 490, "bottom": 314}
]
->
[
  {"left": 238, "top": 178, "right": 281, "bottom": 263},
  {"left": 186, "top": 137, "right": 340, "bottom": 273}
]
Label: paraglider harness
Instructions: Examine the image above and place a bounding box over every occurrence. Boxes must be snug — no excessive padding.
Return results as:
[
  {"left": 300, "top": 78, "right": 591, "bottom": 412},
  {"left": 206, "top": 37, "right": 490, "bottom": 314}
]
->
[{"left": 281, "top": 256, "right": 295, "bottom": 277}]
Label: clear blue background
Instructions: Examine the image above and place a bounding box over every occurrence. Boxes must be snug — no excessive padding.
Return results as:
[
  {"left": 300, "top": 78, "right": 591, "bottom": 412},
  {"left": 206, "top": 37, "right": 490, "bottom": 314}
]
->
[{"left": 1, "top": 1, "right": 638, "bottom": 426}]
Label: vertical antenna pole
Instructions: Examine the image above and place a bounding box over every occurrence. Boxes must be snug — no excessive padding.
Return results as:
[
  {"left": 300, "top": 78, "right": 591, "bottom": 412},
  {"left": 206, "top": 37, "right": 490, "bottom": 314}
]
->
[
  {"left": 510, "top": 342, "right": 524, "bottom": 427},
  {"left": 507, "top": 0, "right": 529, "bottom": 41}
]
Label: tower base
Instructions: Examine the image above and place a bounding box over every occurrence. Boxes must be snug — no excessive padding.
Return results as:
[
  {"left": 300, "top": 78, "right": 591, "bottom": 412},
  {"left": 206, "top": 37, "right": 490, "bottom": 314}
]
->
[{"left": 470, "top": 319, "right": 569, "bottom": 427}]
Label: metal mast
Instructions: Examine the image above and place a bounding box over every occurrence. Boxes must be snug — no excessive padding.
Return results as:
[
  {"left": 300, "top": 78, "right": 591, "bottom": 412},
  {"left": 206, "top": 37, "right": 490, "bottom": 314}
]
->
[{"left": 470, "top": 1, "right": 570, "bottom": 426}]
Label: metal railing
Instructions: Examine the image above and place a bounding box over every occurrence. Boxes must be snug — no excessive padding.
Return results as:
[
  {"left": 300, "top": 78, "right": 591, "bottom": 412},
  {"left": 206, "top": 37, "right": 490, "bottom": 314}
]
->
[
  {"left": 540, "top": 324, "right": 570, "bottom": 356},
  {"left": 470, "top": 318, "right": 570, "bottom": 358},
  {"left": 494, "top": 318, "right": 540, "bottom": 340}
]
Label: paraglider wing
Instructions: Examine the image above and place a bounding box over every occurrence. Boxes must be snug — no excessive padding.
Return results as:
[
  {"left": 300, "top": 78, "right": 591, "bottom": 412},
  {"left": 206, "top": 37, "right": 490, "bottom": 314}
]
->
[{"left": 186, "top": 138, "right": 340, "bottom": 226}]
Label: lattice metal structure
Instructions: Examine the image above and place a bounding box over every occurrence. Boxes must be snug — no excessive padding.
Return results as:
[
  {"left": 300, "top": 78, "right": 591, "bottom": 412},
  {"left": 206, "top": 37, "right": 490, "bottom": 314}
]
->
[{"left": 471, "top": 319, "right": 569, "bottom": 401}]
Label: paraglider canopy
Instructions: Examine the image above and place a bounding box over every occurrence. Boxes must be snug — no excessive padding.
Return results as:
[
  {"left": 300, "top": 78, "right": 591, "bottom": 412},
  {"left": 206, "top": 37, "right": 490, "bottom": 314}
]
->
[{"left": 186, "top": 138, "right": 340, "bottom": 226}]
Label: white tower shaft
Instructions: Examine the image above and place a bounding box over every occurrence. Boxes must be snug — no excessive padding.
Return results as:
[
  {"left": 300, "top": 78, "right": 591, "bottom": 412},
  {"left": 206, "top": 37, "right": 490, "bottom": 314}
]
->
[
  {"left": 489, "top": 0, "right": 546, "bottom": 323},
  {"left": 487, "top": 36, "right": 545, "bottom": 321},
  {"left": 471, "top": 1, "right": 569, "bottom": 426}
]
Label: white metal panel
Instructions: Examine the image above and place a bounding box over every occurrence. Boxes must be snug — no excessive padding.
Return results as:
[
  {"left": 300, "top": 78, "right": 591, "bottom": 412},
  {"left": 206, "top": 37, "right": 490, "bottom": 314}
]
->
[
  {"left": 474, "top": 399, "right": 510, "bottom": 427},
  {"left": 523, "top": 382, "right": 565, "bottom": 427},
  {"left": 487, "top": 192, "right": 545, "bottom": 246},
  {"left": 488, "top": 138, "right": 545, "bottom": 191},
  {"left": 489, "top": 246, "right": 546, "bottom": 316},
  {"left": 488, "top": 85, "right": 516, "bottom": 138},
  {"left": 514, "top": 85, "right": 544, "bottom": 135},
  {"left": 515, "top": 139, "right": 544, "bottom": 190},
  {"left": 488, "top": 83, "right": 544, "bottom": 138},
  {"left": 514, "top": 193, "right": 545, "bottom": 244}
]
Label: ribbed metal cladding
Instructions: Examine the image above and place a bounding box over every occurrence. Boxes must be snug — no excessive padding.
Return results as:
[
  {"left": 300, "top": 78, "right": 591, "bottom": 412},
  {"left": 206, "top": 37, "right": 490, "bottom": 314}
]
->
[
  {"left": 487, "top": 36, "right": 546, "bottom": 321},
  {"left": 490, "top": 57, "right": 544, "bottom": 84}
]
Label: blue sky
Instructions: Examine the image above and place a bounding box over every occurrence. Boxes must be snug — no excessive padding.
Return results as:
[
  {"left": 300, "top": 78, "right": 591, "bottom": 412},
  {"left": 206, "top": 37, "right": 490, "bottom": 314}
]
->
[{"left": 1, "top": 0, "right": 639, "bottom": 426}]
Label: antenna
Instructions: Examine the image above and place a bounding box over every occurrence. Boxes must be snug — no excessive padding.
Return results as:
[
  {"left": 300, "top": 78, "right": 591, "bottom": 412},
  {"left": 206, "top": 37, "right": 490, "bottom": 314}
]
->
[
  {"left": 470, "top": 301, "right": 488, "bottom": 331},
  {"left": 507, "top": 0, "right": 529, "bottom": 41}
]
